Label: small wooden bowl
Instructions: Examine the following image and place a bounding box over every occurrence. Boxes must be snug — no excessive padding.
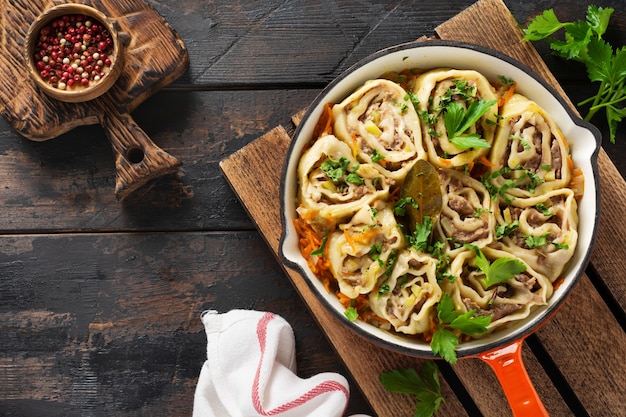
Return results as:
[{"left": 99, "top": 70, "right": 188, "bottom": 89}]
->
[{"left": 25, "top": 3, "right": 124, "bottom": 103}]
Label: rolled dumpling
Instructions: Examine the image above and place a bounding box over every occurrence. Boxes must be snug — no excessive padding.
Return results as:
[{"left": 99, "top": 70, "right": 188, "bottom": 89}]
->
[
  {"left": 488, "top": 94, "right": 572, "bottom": 199},
  {"left": 413, "top": 69, "right": 499, "bottom": 168},
  {"left": 369, "top": 248, "right": 441, "bottom": 335},
  {"left": 332, "top": 79, "right": 425, "bottom": 180},
  {"left": 442, "top": 246, "right": 552, "bottom": 333},
  {"left": 326, "top": 203, "right": 405, "bottom": 299},
  {"left": 435, "top": 168, "right": 495, "bottom": 257},
  {"left": 491, "top": 188, "right": 578, "bottom": 281},
  {"left": 297, "top": 134, "right": 392, "bottom": 231}
]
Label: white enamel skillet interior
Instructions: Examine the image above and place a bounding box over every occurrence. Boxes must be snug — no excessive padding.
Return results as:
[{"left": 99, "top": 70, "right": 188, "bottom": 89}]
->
[{"left": 279, "top": 40, "right": 601, "bottom": 359}]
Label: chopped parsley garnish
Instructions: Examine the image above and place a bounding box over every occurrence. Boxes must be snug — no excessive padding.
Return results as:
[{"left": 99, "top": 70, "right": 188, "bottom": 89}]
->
[
  {"left": 535, "top": 203, "right": 552, "bottom": 216},
  {"left": 498, "top": 75, "right": 516, "bottom": 87},
  {"left": 524, "top": 232, "right": 551, "bottom": 248},
  {"left": 394, "top": 196, "right": 419, "bottom": 216},
  {"left": 371, "top": 149, "right": 386, "bottom": 163},
  {"left": 495, "top": 221, "right": 520, "bottom": 239},
  {"left": 311, "top": 235, "right": 328, "bottom": 257},
  {"left": 405, "top": 91, "right": 420, "bottom": 111},
  {"left": 321, "top": 157, "right": 363, "bottom": 185},
  {"left": 344, "top": 305, "right": 359, "bottom": 322}
]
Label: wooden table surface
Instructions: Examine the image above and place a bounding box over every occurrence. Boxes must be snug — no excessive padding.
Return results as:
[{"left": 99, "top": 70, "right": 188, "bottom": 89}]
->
[{"left": 1, "top": 1, "right": 625, "bottom": 416}]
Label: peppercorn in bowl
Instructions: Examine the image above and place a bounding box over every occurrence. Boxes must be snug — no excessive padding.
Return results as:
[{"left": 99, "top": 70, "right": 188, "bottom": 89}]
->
[{"left": 25, "top": 3, "right": 123, "bottom": 103}]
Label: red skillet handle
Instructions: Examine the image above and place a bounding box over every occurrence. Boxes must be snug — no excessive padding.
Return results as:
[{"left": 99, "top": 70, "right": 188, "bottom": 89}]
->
[
  {"left": 479, "top": 339, "right": 549, "bottom": 417},
  {"left": 97, "top": 102, "right": 181, "bottom": 200}
]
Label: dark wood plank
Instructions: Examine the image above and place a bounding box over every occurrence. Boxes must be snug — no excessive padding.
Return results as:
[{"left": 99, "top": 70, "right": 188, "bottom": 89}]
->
[
  {"left": 0, "top": 89, "right": 317, "bottom": 233},
  {"left": 0, "top": 231, "right": 372, "bottom": 416},
  {"left": 141, "top": 0, "right": 624, "bottom": 88}
]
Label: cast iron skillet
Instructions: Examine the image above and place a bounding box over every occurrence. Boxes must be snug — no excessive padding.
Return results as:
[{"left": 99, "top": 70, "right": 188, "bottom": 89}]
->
[{"left": 279, "top": 40, "right": 601, "bottom": 416}]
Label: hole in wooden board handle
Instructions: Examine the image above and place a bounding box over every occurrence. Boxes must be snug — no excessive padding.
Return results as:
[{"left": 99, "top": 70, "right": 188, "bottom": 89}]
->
[{"left": 98, "top": 105, "right": 181, "bottom": 200}]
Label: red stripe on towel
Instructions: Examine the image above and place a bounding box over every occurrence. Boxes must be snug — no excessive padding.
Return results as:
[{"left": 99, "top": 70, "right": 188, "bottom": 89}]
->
[{"left": 251, "top": 312, "right": 349, "bottom": 415}]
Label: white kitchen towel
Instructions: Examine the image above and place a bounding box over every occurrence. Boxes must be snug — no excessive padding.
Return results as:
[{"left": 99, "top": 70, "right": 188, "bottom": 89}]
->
[{"left": 193, "top": 309, "right": 371, "bottom": 417}]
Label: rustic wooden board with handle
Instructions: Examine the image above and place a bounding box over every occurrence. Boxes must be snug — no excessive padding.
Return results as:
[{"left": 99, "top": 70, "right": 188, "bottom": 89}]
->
[
  {"left": 221, "top": 0, "right": 626, "bottom": 415},
  {"left": 0, "top": 0, "right": 189, "bottom": 200}
]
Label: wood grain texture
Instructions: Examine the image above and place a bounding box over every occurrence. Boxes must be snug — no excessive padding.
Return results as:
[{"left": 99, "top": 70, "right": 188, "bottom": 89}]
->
[{"left": 0, "top": 231, "right": 372, "bottom": 415}]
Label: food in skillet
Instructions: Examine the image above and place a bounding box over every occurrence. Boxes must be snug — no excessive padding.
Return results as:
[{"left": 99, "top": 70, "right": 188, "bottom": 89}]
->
[{"left": 293, "top": 68, "right": 582, "bottom": 360}]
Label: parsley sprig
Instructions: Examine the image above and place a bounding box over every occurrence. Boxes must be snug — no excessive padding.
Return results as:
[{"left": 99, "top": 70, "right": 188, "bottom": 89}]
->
[
  {"left": 431, "top": 294, "right": 491, "bottom": 363},
  {"left": 380, "top": 362, "right": 444, "bottom": 417},
  {"left": 467, "top": 244, "right": 527, "bottom": 288},
  {"left": 523, "top": 5, "right": 625, "bottom": 143},
  {"left": 444, "top": 99, "right": 497, "bottom": 149}
]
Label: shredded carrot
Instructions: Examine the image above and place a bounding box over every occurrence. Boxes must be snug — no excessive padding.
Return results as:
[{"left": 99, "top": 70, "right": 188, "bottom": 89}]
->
[
  {"left": 552, "top": 276, "right": 565, "bottom": 291},
  {"left": 567, "top": 155, "right": 575, "bottom": 172},
  {"left": 337, "top": 292, "right": 371, "bottom": 320},
  {"left": 479, "top": 155, "right": 495, "bottom": 168},
  {"left": 350, "top": 133, "right": 359, "bottom": 158},
  {"left": 438, "top": 157, "right": 453, "bottom": 167},
  {"left": 293, "top": 214, "right": 334, "bottom": 292},
  {"left": 351, "top": 229, "right": 379, "bottom": 244},
  {"left": 344, "top": 229, "right": 356, "bottom": 251},
  {"left": 498, "top": 81, "right": 516, "bottom": 107},
  {"left": 568, "top": 168, "right": 585, "bottom": 200},
  {"left": 312, "top": 103, "right": 334, "bottom": 140}
]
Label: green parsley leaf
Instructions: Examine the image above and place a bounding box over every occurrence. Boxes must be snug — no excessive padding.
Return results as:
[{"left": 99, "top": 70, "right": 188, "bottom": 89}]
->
[
  {"left": 395, "top": 196, "right": 419, "bottom": 216},
  {"left": 380, "top": 362, "right": 444, "bottom": 417},
  {"left": 346, "top": 172, "right": 364, "bottom": 184},
  {"left": 431, "top": 294, "right": 492, "bottom": 363},
  {"left": 344, "top": 306, "right": 358, "bottom": 322},
  {"left": 522, "top": 9, "right": 567, "bottom": 41},
  {"left": 310, "top": 235, "right": 328, "bottom": 257},
  {"left": 524, "top": 232, "right": 550, "bottom": 248},
  {"left": 467, "top": 244, "right": 527, "bottom": 287},
  {"left": 495, "top": 221, "right": 519, "bottom": 239},
  {"left": 587, "top": 5, "right": 613, "bottom": 37},
  {"left": 484, "top": 257, "right": 527, "bottom": 288},
  {"left": 408, "top": 216, "right": 433, "bottom": 252},
  {"left": 371, "top": 149, "right": 385, "bottom": 163},
  {"left": 450, "top": 134, "right": 491, "bottom": 149},
  {"left": 431, "top": 327, "right": 459, "bottom": 364},
  {"left": 430, "top": 294, "right": 491, "bottom": 363},
  {"left": 449, "top": 310, "right": 491, "bottom": 335},
  {"left": 444, "top": 99, "right": 497, "bottom": 146}
]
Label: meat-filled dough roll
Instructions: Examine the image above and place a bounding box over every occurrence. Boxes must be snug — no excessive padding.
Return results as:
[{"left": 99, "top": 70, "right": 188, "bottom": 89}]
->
[
  {"left": 369, "top": 248, "right": 441, "bottom": 335},
  {"left": 413, "top": 68, "right": 499, "bottom": 168},
  {"left": 442, "top": 246, "right": 553, "bottom": 333},
  {"left": 436, "top": 168, "right": 495, "bottom": 257},
  {"left": 326, "top": 203, "right": 405, "bottom": 299},
  {"left": 488, "top": 94, "right": 572, "bottom": 199},
  {"left": 332, "top": 79, "right": 425, "bottom": 181},
  {"left": 491, "top": 188, "right": 578, "bottom": 282},
  {"left": 297, "top": 134, "right": 392, "bottom": 231}
]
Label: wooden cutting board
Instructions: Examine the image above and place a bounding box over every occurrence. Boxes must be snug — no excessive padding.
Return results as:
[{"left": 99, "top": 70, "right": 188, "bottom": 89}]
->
[
  {"left": 0, "top": 0, "right": 189, "bottom": 200},
  {"left": 221, "top": 0, "right": 626, "bottom": 415}
]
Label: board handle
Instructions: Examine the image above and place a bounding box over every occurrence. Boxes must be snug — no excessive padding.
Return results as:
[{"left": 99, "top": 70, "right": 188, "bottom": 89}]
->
[{"left": 98, "top": 104, "right": 181, "bottom": 200}]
